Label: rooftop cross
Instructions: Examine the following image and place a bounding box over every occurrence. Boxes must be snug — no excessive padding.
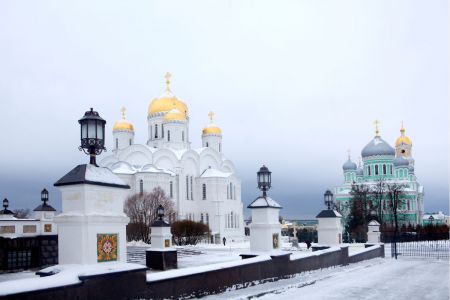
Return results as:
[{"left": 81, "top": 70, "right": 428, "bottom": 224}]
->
[
  {"left": 374, "top": 120, "right": 380, "bottom": 136},
  {"left": 347, "top": 149, "right": 351, "bottom": 160},
  {"left": 164, "top": 72, "right": 172, "bottom": 91},
  {"left": 120, "top": 106, "right": 126, "bottom": 119},
  {"left": 208, "top": 111, "right": 214, "bottom": 122}
]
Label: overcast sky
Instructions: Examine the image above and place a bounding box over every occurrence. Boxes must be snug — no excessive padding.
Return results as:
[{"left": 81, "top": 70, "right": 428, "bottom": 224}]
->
[{"left": 0, "top": 0, "right": 448, "bottom": 219}]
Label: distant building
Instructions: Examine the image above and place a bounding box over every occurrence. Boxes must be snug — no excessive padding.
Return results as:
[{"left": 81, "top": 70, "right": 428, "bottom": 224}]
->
[
  {"left": 423, "top": 211, "right": 449, "bottom": 226},
  {"left": 335, "top": 123, "right": 424, "bottom": 226}
]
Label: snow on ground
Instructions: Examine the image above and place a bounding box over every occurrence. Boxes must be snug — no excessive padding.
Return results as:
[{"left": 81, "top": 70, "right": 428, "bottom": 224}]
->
[{"left": 204, "top": 257, "right": 450, "bottom": 300}]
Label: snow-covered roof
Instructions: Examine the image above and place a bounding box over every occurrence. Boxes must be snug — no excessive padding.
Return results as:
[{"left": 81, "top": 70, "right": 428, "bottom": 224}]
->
[
  {"left": 54, "top": 164, "right": 130, "bottom": 189},
  {"left": 200, "top": 168, "right": 232, "bottom": 178},
  {"left": 248, "top": 196, "right": 282, "bottom": 209},
  {"left": 141, "top": 164, "right": 175, "bottom": 175},
  {"left": 316, "top": 210, "right": 342, "bottom": 218}
]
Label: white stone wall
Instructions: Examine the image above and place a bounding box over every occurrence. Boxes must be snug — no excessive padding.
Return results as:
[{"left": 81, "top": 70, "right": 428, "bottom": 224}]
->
[
  {"left": 249, "top": 208, "right": 281, "bottom": 252},
  {"left": 202, "top": 134, "right": 222, "bottom": 153},
  {"left": 317, "top": 217, "right": 343, "bottom": 245}
]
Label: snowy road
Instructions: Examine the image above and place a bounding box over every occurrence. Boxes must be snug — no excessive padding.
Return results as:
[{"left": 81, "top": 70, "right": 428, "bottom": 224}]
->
[{"left": 204, "top": 258, "right": 449, "bottom": 300}]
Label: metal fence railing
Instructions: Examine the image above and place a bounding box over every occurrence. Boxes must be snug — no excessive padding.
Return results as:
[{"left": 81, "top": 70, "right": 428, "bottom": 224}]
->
[{"left": 391, "top": 240, "right": 450, "bottom": 259}]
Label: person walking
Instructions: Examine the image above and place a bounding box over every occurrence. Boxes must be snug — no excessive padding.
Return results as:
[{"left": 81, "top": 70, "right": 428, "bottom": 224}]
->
[{"left": 222, "top": 236, "right": 226, "bottom": 246}]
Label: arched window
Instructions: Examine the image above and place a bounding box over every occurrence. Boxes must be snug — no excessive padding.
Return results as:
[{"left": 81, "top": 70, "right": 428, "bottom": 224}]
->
[
  {"left": 390, "top": 165, "right": 393, "bottom": 175},
  {"left": 219, "top": 143, "right": 221, "bottom": 152},
  {"left": 227, "top": 185, "right": 229, "bottom": 199},
  {"left": 200, "top": 213, "right": 204, "bottom": 224},
  {"left": 230, "top": 183, "right": 233, "bottom": 199},
  {"left": 155, "top": 124, "right": 158, "bottom": 138},
  {"left": 206, "top": 213, "right": 209, "bottom": 226},
  {"left": 190, "top": 176, "right": 193, "bottom": 200},
  {"left": 115, "top": 138, "right": 118, "bottom": 149},
  {"left": 383, "top": 164, "right": 386, "bottom": 175},
  {"left": 206, "top": 142, "right": 209, "bottom": 147},
  {"left": 129, "top": 139, "right": 132, "bottom": 146},
  {"left": 186, "top": 176, "right": 189, "bottom": 200},
  {"left": 234, "top": 186, "right": 236, "bottom": 200},
  {"left": 375, "top": 165, "right": 379, "bottom": 175},
  {"left": 231, "top": 212, "right": 234, "bottom": 228},
  {"left": 139, "top": 180, "right": 143, "bottom": 195},
  {"left": 168, "top": 130, "right": 171, "bottom": 141},
  {"left": 368, "top": 166, "right": 371, "bottom": 176},
  {"left": 182, "top": 131, "right": 185, "bottom": 142},
  {"left": 162, "top": 124, "right": 164, "bottom": 138},
  {"left": 202, "top": 184, "right": 206, "bottom": 200},
  {"left": 169, "top": 181, "right": 173, "bottom": 198}
]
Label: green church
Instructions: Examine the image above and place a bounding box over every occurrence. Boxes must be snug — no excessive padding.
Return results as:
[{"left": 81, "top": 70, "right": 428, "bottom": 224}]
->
[{"left": 335, "top": 122, "right": 424, "bottom": 226}]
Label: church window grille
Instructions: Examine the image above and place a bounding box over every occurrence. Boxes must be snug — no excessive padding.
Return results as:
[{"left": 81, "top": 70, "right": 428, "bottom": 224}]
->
[
  {"left": 170, "top": 181, "right": 173, "bottom": 198},
  {"left": 375, "top": 165, "right": 379, "bottom": 175},
  {"left": 186, "top": 176, "right": 189, "bottom": 200},
  {"left": 202, "top": 184, "right": 206, "bottom": 200},
  {"left": 206, "top": 213, "right": 209, "bottom": 226},
  {"left": 115, "top": 138, "right": 118, "bottom": 149},
  {"left": 383, "top": 164, "right": 386, "bottom": 175},
  {"left": 168, "top": 130, "right": 171, "bottom": 141},
  {"left": 139, "top": 180, "right": 143, "bottom": 195},
  {"left": 190, "top": 176, "right": 193, "bottom": 200},
  {"left": 155, "top": 124, "right": 158, "bottom": 138}
]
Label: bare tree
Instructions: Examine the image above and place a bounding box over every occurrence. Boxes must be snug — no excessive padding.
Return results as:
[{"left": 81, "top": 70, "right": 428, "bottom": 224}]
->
[
  {"left": 124, "top": 187, "right": 176, "bottom": 243},
  {"left": 370, "top": 178, "right": 386, "bottom": 223},
  {"left": 171, "top": 220, "right": 210, "bottom": 246},
  {"left": 386, "top": 183, "right": 406, "bottom": 259},
  {"left": 13, "top": 208, "right": 31, "bottom": 219},
  {"left": 348, "top": 183, "right": 370, "bottom": 242}
]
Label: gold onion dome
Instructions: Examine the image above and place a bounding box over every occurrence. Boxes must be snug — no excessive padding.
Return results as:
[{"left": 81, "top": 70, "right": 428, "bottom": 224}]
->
[
  {"left": 202, "top": 111, "right": 222, "bottom": 135},
  {"left": 148, "top": 72, "right": 188, "bottom": 116},
  {"left": 113, "top": 107, "right": 134, "bottom": 132},
  {"left": 164, "top": 108, "right": 186, "bottom": 122},
  {"left": 395, "top": 122, "right": 412, "bottom": 146}
]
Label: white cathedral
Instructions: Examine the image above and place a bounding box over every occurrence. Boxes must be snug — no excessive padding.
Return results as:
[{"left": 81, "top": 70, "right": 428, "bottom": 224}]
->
[{"left": 100, "top": 73, "right": 244, "bottom": 242}]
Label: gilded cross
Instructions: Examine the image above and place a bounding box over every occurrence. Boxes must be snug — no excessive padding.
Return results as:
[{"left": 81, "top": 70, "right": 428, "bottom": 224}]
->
[
  {"left": 374, "top": 120, "right": 380, "bottom": 136},
  {"left": 164, "top": 72, "right": 172, "bottom": 91},
  {"left": 208, "top": 111, "right": 214, "bottom": 122},
  {"left": 347, "top": 149, "right": 351, "bottom": 160},
  {"left": 121, "top": 106, "right": 126, "bottom": 119}
]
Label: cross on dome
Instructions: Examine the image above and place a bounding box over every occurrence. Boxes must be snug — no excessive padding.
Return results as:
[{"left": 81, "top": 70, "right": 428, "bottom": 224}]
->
[
  {"left": 374, "top": 120, "right": 380, "bottom": 136},
  {"left": 208, "top": 111, "right": 214, "bottom": 122},
  {"left": 347, "top": 149, "right": 351, "bottom": 160},
  {"left": 120, "top": 106, "right": 126, "bottom": 119},
  {"left": 164, "top": 72, "right": 172, "bottom": 92}
]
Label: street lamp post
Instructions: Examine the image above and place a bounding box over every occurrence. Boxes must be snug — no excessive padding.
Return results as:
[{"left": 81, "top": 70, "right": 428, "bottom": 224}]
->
[
  {"left": 324, "top": 190, "right": 334, "bottom": 210},
  {"left": 78, "top": 108, "right": 106, "bottom": 166},
  {"left": 41, "top": 188, "right": 49, "bottom": 206},
  {"left": 257, "top": 165, "right": 272, "bottom": 196}
]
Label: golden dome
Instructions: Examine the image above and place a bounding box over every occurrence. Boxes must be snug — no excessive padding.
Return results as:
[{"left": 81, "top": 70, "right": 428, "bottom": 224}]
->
[
  {"left": 164, "top": 108, "right": 186, "bottom": 122},
  {"left": 202, "top": 111, "right": 222, "bottom": 135},
  {"left": 148, "top": 72, "right": 188, "bottom": 116},
  {"left": 395, "top": 122, "right": 412, "bottom": 146},
  {"left": 113, "top": 107, "right": 134, "bottom": 132}
]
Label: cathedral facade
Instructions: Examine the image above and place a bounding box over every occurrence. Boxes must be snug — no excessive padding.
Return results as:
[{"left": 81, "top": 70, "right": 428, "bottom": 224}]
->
[
  {"left": 335, "top": 123, "right": 424, "bottom": 226},
  {"left": 100, "top": 73, "right": 244, "bottom": 242}
]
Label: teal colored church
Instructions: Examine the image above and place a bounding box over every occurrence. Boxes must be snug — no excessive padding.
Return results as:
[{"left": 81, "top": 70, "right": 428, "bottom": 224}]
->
[{"left": 335, "top": 122, "right": 424, "bottom": 226}]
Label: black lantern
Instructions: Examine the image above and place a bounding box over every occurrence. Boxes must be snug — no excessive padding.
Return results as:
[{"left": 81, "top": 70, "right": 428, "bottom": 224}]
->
[
  {"left": 41, "top": 188, "right": 49, "bottom": 205},
  {"left": 324, "top": 190, "right": 334, "bottom": 210},
  {"left": 257, "top": 165, "right": 272, "bottom": 196},
  {"left": 78, "top": 108, "right": 106, "bottom": 166},
  {"left": 157, "top": 205, "right": 165, "bottom": 221},
  {"left": 3, "top": 198, "right": 8, "bottom": 210}
]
